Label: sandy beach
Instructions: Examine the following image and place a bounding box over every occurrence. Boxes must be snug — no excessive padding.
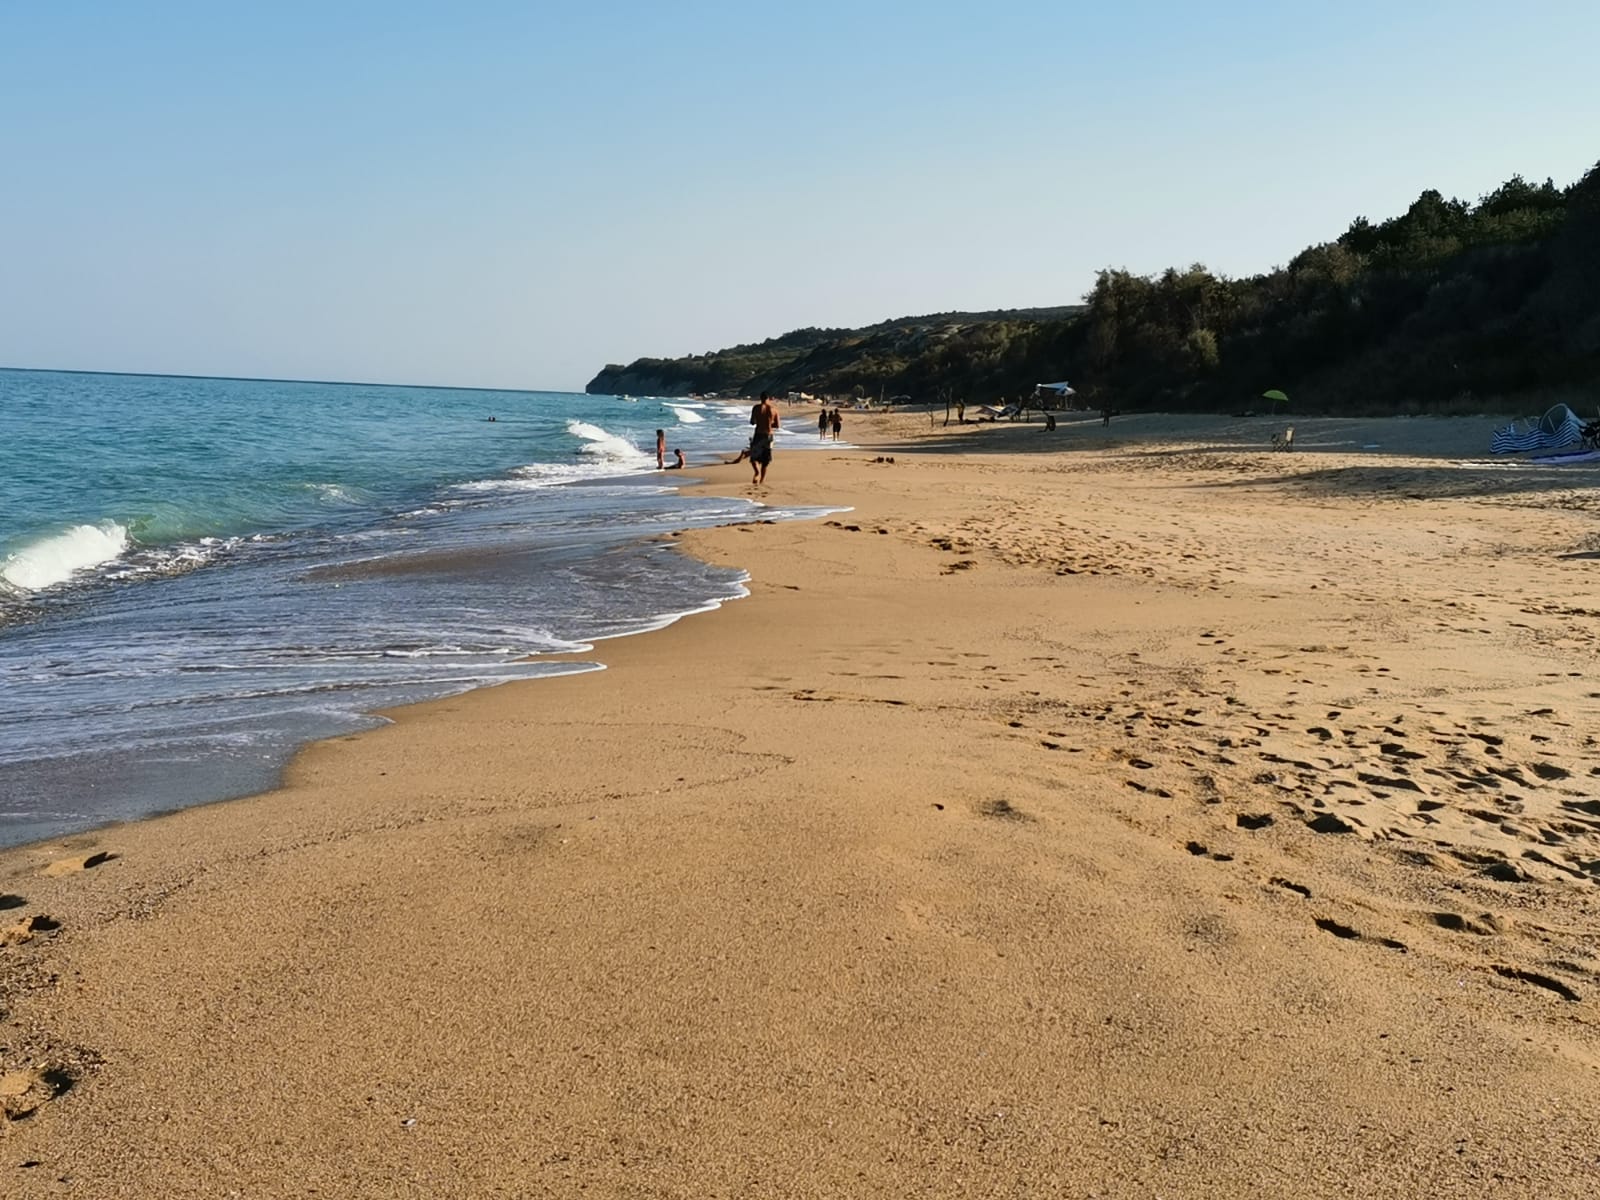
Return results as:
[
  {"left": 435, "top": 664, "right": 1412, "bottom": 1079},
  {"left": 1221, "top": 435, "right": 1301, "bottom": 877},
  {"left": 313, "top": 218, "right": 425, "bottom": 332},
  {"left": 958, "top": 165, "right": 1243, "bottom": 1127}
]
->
[{"left": 4, "top": 409, "right": 1600, "bottom": 1197}]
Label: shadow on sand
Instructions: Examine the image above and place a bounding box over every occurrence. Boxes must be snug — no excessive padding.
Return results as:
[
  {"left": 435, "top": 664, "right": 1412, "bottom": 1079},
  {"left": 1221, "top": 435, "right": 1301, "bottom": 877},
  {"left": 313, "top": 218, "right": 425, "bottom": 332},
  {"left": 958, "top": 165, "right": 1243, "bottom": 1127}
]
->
[{"left": 1189, "top": 459, "right": 1600, "bottom": 504}]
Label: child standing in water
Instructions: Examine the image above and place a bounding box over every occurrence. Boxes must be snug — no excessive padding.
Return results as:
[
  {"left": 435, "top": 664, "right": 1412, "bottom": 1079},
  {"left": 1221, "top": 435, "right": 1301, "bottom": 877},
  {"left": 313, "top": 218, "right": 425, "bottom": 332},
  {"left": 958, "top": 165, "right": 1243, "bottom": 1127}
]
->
[{"left": 655, "top": 429, "right": 666, "bottom": 469}]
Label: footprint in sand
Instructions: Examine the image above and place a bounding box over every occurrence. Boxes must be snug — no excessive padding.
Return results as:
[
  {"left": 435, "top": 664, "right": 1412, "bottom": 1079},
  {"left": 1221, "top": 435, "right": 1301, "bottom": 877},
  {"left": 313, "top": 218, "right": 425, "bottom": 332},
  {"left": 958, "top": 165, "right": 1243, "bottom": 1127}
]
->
[
  {"left": 1313, "top": 915, "right": 1407, "bottom": 953},
  {"left": 979, "top": 799, "right": 1031, "bottom": 822},
  {"left": 1, "top": 1066, "right": 76, "bottom": 1123},
  {"left": 1306, "top": 812, "right": 1358, "bottom": 834},
  {"left": 1426, "top": 911, "right": 1503, "bottom": 937},
  {"left": 1493, "top": 965, "right": 1582, "bottom": 1002},
  {"left": 1448, "top": 849, "right": 1535, "bottom": 883},
  {"left": 2, "top": 913, "right": 61, "bottom": 946},
  {"left": 41, "top": 850, "right": 117, "bottom": 878}
]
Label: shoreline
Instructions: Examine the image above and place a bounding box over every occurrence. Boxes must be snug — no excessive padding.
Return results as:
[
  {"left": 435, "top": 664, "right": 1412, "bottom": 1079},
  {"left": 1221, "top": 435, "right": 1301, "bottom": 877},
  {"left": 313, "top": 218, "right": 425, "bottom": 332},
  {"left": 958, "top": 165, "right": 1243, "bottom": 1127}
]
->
[
  {"left": 0, "top": 428, "right": 812, "bottom": 852},
  {"left": 4, "top": 413, "right": 1600, "bottom": 1195}
]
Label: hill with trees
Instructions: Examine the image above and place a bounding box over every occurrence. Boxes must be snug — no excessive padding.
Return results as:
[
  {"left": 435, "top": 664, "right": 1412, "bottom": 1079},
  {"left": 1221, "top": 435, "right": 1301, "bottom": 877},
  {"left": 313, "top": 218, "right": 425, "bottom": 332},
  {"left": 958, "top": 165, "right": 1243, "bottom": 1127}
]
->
[
  {"left": 587, "top": 160, "right": 1600, "bottom": 414},
  {"left": 584, "top": 308, "right": 1083, "bottom": 399}
]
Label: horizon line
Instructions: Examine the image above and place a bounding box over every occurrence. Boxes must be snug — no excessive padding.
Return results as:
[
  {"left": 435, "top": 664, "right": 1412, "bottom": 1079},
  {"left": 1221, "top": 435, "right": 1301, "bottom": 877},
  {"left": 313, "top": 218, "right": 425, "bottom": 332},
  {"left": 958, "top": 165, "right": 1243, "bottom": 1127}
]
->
[{"left": 0, "top": 364, "right": 580, "bottom": 397}]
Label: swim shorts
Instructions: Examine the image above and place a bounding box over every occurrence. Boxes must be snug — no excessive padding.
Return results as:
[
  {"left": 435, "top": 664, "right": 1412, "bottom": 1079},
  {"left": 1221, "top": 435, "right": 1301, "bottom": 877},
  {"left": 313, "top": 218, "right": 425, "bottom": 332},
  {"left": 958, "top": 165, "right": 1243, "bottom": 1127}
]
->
[{"left": 750, "top": 437, "right": 773, "bottom": 465}]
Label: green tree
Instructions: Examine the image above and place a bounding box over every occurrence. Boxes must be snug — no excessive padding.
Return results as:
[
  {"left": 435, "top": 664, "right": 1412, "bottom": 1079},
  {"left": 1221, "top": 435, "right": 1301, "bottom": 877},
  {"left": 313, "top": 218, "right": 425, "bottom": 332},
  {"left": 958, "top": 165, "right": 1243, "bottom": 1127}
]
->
[{"left": 1186, "top": 328, "right": 1220, "bottom": 371}]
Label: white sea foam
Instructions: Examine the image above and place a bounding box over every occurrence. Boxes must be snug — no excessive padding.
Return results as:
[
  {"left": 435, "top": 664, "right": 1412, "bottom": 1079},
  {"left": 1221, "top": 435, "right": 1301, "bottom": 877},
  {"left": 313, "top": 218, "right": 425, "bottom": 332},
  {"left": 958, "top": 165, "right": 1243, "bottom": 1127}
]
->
[
  {"left": 304, "top": 482, "right": 362, "bottom": 504},
  {"left": 585, "top": 570, "right": 752, "bottom": 642},
  {"left": 101, "top": 536, "right": 243, "bottom": 583},
  {"left": 380, "top": 645, "right": 510, "bottom": 658},
  {"left": 1, "top": 522, "right": 131, "bottom": 591},
  {"left": 665, "top": 404, "right": 705, "bottom": 423},
  {"left": 454, "top": 461, "right": 628, "bottom": 494},
  {"left": 566, "top": 419, "right": 648, "bottom": 462}
]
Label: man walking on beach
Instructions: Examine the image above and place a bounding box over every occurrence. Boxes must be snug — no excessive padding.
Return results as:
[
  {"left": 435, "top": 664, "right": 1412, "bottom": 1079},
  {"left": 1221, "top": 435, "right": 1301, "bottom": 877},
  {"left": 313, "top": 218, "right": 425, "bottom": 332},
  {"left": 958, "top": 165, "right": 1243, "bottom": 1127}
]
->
[{"left": 750, "top": 392, "right": 780, "bottom": 486}]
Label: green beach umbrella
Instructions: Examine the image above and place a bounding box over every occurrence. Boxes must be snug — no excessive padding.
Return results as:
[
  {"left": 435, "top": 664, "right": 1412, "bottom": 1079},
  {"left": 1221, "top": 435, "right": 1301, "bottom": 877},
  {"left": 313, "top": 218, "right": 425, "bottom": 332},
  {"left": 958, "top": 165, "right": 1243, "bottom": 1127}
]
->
[{"left": 1262, "top": 389, "right": 1289, "bottom": 404}]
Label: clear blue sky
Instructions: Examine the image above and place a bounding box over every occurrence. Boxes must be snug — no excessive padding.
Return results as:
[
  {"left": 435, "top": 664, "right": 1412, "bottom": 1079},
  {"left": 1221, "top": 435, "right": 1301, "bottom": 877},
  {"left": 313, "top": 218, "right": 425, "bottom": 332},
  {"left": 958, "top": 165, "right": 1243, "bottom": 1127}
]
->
[{"left": 2, "top": 1, "right": 1596, "bottom": 391}]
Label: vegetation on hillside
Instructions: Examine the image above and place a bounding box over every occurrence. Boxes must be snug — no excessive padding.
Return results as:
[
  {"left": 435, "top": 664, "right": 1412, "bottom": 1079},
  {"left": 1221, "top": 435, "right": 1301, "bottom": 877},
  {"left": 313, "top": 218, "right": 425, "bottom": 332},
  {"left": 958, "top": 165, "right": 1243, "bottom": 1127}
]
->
[
  {"left": 1080, "top": 167, "right": 1597, "bottom": 413},
  {"left": 588, "top": 162, "right": 1600, "bottom": 413},
  {"left": 585, "top": 308, "right": 1082, "bottom": 399}
]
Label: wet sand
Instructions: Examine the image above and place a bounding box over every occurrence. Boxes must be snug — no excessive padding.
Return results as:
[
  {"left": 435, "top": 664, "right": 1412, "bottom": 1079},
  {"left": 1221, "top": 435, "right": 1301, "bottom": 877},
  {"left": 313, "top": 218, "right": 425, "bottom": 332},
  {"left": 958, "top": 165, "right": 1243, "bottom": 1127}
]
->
[{"left": 3, "top": 410, "right": 1600, "bottom": 1196}]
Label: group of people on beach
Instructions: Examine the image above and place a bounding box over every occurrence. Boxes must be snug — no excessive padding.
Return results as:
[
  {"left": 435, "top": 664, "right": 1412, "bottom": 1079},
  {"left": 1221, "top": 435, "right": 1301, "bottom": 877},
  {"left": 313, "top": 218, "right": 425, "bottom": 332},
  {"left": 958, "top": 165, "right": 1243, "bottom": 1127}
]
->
[
  {"left": 654, "top": 430, "right": 686, "bottom": 471},
  {"left": 699, "top": 392, "right": 782, "bottom": 486},
  {"left": 659, "top": 391, "right": 817, "bottom": 488},
  {"left": 818, "top": 407, "right": 843, "bottom": 440}
]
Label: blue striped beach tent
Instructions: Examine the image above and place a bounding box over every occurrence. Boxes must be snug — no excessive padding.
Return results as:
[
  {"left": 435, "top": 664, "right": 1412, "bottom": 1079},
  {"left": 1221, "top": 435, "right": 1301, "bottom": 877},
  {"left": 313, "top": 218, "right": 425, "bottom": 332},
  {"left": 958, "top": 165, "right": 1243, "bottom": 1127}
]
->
[{"left": 1490, "top": 405, "right": 1586, "bottom": 455}]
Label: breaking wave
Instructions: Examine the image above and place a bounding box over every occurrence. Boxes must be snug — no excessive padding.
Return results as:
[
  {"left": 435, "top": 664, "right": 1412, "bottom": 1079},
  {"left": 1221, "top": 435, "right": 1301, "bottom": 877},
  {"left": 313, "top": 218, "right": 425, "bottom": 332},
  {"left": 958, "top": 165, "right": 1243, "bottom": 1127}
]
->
[
  {"left": 1, "top": 522, "right": 131, "bottom": 592},
  {"left": 566, "top": 419, "right": 648, "bottom": 462}
]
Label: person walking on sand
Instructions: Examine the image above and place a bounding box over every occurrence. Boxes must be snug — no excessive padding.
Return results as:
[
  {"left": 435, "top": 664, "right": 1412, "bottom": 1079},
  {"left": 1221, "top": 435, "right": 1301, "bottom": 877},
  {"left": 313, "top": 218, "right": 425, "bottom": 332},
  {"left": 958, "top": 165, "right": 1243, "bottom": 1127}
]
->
[
  {"left": 830, "top": 408, "right": 843, "bottom": 441},
  {"left": 818, "top": 407, "right": 829, "bottom": 439},
  {"left": 749, "top": 391, "right": 780, "bottom": 486},
  {"left": 655, "top": 429, "right": 666, "bottom": 469}
]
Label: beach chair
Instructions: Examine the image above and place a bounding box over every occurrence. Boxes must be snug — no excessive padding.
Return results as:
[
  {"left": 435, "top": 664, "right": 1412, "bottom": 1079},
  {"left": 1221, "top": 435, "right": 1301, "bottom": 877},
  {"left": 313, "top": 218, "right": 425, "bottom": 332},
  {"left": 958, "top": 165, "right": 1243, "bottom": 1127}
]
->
[{"left": 1271, "top": 427, "right": 1295, "bottom": 451}]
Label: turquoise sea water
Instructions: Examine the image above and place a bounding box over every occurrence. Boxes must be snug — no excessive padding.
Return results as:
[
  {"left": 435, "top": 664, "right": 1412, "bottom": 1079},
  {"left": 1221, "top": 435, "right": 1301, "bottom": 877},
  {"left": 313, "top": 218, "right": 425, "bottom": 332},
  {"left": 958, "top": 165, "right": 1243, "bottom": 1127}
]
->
[{"left": 0, "top": 369, "right": 829, "bottom": 846}]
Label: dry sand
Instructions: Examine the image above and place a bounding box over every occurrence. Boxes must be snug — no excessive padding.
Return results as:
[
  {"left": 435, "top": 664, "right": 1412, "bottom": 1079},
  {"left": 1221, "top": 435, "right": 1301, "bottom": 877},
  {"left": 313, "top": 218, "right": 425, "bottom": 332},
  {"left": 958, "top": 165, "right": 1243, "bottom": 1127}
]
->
[{"left": 3, "top": 410, "right": 1600, "bottom": 1196}]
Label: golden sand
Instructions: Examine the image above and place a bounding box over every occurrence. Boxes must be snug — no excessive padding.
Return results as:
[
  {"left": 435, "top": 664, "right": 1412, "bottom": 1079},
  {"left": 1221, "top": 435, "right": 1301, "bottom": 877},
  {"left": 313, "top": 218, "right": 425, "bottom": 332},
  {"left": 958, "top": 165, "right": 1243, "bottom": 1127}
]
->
[{"left": 2, "top": 410, "right": 1599, "bottom": 1196}]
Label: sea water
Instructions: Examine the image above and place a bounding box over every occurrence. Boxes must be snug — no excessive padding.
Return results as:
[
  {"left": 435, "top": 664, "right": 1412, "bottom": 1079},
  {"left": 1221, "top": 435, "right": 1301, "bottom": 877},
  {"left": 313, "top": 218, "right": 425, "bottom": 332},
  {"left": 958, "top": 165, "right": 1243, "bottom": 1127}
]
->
[{"left": 0, "top": 369, "right": 829, "bottom": 847}]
